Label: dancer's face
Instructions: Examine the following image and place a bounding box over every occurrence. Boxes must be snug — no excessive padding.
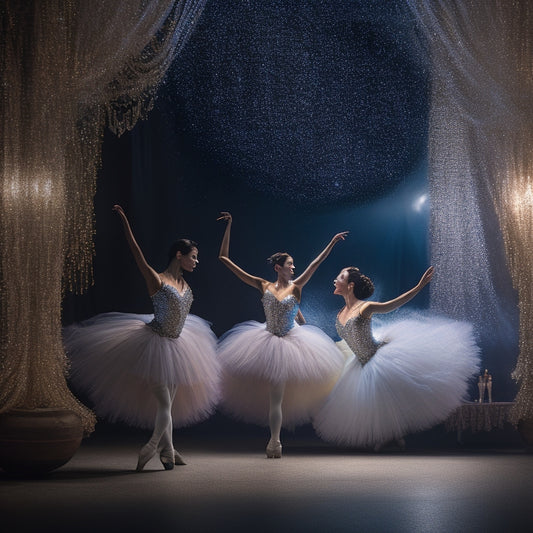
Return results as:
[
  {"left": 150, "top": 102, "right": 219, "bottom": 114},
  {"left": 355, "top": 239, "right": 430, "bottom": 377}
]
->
[
  {"left": 333, "top": 269, "right": 350, "bottom": 296},
  {"left": 277, "top": 256, "right": 295, "bottom": 280},
  {"left": 178, "top": 247, "right": 199, "bottom": 272}
]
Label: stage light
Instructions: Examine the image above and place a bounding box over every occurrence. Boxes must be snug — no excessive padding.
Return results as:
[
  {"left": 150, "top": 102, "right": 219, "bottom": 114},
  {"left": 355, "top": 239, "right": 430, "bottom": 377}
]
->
[{"left": 413, "top": 193, "right": 428, "bottom": 212}]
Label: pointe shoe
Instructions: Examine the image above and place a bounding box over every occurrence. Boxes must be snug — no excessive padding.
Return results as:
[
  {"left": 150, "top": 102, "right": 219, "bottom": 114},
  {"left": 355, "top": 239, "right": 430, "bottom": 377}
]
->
[
  {"left": 136, "top": 444, "right": 157, "bottom": 472},
  {"left": 266, "top": 440, "right": 282, "bottom": 459},
  {"left": 173, "top": 449, "right": 187, "bottom": 466},
  {"left": 160, "top": 451, "right": 175, "bottom": 471}
]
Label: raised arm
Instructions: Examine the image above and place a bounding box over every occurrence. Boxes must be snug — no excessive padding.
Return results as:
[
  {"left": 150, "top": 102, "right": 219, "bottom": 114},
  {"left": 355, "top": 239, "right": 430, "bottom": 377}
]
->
[
  {"left": 217, "top": 212, "right": 265, "bottom": 292},
  {"left": 293, "top": 231, "right": 349, "bottom": 289},
  {"left": 113, "top": 205, "right": 161, "bottom": 296},
  {"left": 361, "top": 267, "right": 434, "bottom": 318}
]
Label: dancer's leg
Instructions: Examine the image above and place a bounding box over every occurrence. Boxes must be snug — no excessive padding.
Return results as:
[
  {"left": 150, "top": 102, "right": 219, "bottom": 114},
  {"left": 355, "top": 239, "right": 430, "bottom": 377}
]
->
[
  {"left": 136, "top": 383, "right": 173, "bottom": 471},
  {"left": 157, "top": 385, "right": 186, "bottom": 465},
  {"left": 266, "top": 382, "right": 285, "bottom": 458},
  {"left": 153, "top": 383, "right": 175, "bottom": 469}
]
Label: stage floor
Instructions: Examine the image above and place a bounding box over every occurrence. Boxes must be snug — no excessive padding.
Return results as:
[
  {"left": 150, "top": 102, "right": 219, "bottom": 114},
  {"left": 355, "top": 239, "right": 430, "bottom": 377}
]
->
[{"left": 1, "top": 420, "right": 532, "bottom": 533}]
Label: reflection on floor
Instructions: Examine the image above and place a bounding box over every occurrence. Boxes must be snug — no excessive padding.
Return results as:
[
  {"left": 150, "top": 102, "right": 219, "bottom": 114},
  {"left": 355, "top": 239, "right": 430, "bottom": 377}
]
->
[{"left": 1, "top": 415, "right": 532, "bottom": 533}]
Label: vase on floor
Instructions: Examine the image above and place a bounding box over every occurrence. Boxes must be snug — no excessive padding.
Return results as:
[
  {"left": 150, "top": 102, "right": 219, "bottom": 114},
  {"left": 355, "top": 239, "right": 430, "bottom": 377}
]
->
[{"left": 0, "top": 408, "right": 83, "bottom": 475}]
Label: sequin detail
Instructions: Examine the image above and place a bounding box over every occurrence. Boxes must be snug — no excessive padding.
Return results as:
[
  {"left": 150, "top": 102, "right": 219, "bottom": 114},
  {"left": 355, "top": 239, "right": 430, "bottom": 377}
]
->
[
  {"left": 262, "top": 290, "right": 299, "bottom": 337},
  {"left": 336, "top": 315, "right": 385, "bottom": 366},
  {"left": 148, "top": 284, "right": 193, "bottom": 338}
]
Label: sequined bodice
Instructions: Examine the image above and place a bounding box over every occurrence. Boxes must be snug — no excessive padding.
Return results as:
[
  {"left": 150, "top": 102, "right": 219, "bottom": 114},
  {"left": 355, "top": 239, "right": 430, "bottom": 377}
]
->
[
  {"left": 262, "top": 290, "right": 299, "bottom": 337},
  {"left": 148, "top": 283, "right": 193, "bottom": 338},
  {"left": 336, "top": 314, "right": 384, "bottom": 366}
]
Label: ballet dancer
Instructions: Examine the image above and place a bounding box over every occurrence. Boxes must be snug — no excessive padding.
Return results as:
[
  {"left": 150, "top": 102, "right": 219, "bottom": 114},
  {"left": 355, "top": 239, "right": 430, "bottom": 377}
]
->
[
  {"left": 216, "top": 211, "right": 347, "bottom": 458},
  {"left": 64, "top": 205, "right": 220, "bottom": 471},
  {"left": 312, "top": 266, "right": 480, "bottom": 450}
]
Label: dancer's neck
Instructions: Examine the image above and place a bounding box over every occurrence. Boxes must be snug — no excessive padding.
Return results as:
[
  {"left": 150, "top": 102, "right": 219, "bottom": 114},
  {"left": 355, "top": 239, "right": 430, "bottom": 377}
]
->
[
  {"left": 343, "top": 294, "right": 362, "bottom": 311},
  {"left": 163, "top": 262, "right": 184, "bottom": 285},
  {"left": 274, "top": 278, "right": 291, "bottom": 290}
]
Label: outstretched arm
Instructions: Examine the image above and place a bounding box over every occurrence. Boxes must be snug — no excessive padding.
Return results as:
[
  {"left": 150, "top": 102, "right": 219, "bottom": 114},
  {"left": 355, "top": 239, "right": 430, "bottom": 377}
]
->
[
  {"left": 361, "top": 267, "right": 434, "bottom": 318},
  {"left": 113, "top": 205, "right": 161, "bottom": 296},
  {"left": 293, "top": 231, "right": 349, "bottom": 289},
  {"left": 217, "top": 212, "right": 265, "bottom": 292}
]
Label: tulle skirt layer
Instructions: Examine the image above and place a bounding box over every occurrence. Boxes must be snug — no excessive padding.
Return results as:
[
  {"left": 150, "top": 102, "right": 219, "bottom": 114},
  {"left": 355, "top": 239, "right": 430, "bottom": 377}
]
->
[
  {"left": 63, "top": 312, "right": 221, "bottom": 429},
  {"left": 217, "top": 321, "right": 344, "bottom": 428},
  {"left": 313, "top": 316, "right": 480, "bottom": 447}
]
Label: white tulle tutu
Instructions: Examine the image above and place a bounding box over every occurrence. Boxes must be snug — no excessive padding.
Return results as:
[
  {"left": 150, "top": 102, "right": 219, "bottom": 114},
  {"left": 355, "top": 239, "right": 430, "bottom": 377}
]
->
[
  {"left": 313, "top": 316, "right": 480, "bottom": 447},
  {"left": 217, "top": 321, "right": 344, "bottom": 427},
  {"left": 63, "top": 312, "right": 221, "bottom": 429}
]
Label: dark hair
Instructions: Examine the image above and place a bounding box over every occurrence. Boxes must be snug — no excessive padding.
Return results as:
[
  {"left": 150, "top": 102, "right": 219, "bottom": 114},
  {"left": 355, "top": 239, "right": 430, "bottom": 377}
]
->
[
  {"left": 267, "top": 252, "right": 290, "bottom": 268},
  {"left": 345, "top": 267, "right": 374, "bottom": 299},
  {"left": 167, "top": 239, "right": 198, "bottom": 266}
]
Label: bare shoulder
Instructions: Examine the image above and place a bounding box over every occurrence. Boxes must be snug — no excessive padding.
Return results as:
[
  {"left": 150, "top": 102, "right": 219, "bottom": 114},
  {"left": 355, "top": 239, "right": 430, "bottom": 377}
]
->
[
  {"left": 261, "top": 279, "right": 274, "bottom": 294},
  {"left": 360, "top": 300, "right": 379, "bottom": 318}
]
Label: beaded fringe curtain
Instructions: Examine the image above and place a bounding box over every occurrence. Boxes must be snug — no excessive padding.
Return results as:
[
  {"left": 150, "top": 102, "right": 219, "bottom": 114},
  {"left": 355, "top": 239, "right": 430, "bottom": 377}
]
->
[
  {"left": 0, "top": 0, "right": 206, "bottom": 433},
  {"left": 408, "top": 0, "right": 533, "bottom": 421}
]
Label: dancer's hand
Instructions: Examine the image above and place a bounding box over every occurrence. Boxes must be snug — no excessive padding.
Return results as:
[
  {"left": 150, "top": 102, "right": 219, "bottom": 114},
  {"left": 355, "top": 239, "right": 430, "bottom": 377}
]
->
[
  {"left": 217, "top": 211, "right": 232, "bottom": 223},
  {"left": 418, "top": 266, "right": 434, "bottom": 288},
  {"left": 331, "top": 231, "right": 349, "bottom": 244},
  {"left": 113, "top": 204, "right": 125, "bottom": 216},
  {"left": 113, "top": 204, "right": 129, "bottom": 224}
]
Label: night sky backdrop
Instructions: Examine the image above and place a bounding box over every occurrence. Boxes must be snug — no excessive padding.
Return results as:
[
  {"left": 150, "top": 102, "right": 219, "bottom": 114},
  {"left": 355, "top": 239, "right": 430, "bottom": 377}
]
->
[{"left": 64, "top": 1, "right": 505, "bottom": 408}]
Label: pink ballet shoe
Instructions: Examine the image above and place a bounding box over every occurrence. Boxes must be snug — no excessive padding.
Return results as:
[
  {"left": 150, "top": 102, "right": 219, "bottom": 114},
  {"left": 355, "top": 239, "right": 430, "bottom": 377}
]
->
[{"left": 266, "top": 440, "right": 282, "bottom": 459}]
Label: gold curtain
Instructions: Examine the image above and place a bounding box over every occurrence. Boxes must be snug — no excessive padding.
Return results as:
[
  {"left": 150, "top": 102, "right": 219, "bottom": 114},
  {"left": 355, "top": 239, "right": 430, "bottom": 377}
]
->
[{"left": 0, "top": 0, "right": 207, "bottom": 433}]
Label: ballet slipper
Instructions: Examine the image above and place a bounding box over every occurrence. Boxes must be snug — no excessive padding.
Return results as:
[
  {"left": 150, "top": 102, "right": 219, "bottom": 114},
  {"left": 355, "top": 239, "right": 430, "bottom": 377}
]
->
[
  {"left": 266, "top": 439, "right": 282, "bottom": 459},
  {"left": 157, "top": 443, "right": 186, "bottom": 465},
  {"left": 136, "top": 443, "right": 157, "bottom": 472},
  {"left": 159, "top": 450, "right": 175, "bottom": 470},
  {"left": 173, "top": 449, "right": 187, "bottom": 465}
]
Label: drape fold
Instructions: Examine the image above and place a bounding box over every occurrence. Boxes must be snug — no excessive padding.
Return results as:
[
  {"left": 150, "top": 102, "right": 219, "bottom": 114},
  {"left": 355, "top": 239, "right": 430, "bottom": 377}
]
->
[
  {"left": 0, "top": 0, "right": 207, "bottom": 432},
  {"left": 407, "top": 0, "right": 533, "bottom": 421}
]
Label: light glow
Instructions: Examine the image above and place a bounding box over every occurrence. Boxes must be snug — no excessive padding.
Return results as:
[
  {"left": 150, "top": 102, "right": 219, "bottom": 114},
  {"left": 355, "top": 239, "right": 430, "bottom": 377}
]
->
[{"left": 413, "top": 193, "right": 428, "bottom": 212}]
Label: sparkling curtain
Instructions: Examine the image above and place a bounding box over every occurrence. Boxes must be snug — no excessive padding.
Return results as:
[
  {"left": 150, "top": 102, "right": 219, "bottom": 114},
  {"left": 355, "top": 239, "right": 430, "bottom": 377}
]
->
[
  {"left": 0, "top": 0, "right": 207, "bottom": 432},
  {"left": 407, "top": 0, "right": 533, "bottom": 421}
]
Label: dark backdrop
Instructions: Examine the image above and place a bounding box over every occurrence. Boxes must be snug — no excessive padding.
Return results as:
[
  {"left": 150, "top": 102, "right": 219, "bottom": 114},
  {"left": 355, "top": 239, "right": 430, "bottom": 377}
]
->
[
  {"left": 63, "top": 2, "right": 513, "bottom": 407},
  {"left": 63, "top": 0, "right": 430, "bottom": 333}
]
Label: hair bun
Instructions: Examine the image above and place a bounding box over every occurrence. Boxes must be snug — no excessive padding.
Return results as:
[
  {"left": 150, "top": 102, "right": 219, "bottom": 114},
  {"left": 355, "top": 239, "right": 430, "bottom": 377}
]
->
[
  {"left": 345, "top": 266, "right": 374, "bottom": 299},
  {"left": 267, "top": 252, "right": 290, "bottom": 267}
]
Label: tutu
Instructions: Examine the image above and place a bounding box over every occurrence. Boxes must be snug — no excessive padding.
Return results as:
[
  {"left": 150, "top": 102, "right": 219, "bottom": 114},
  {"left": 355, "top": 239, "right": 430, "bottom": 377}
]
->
[
  {"left": 313, "top": 314, "right": 480, "bottom": 447},
  {"left": 64, "top": 285, "right": 221, "bottom": 430},
  {"left": 217, "top": 290, "right": 344, "bottom": 427}
]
